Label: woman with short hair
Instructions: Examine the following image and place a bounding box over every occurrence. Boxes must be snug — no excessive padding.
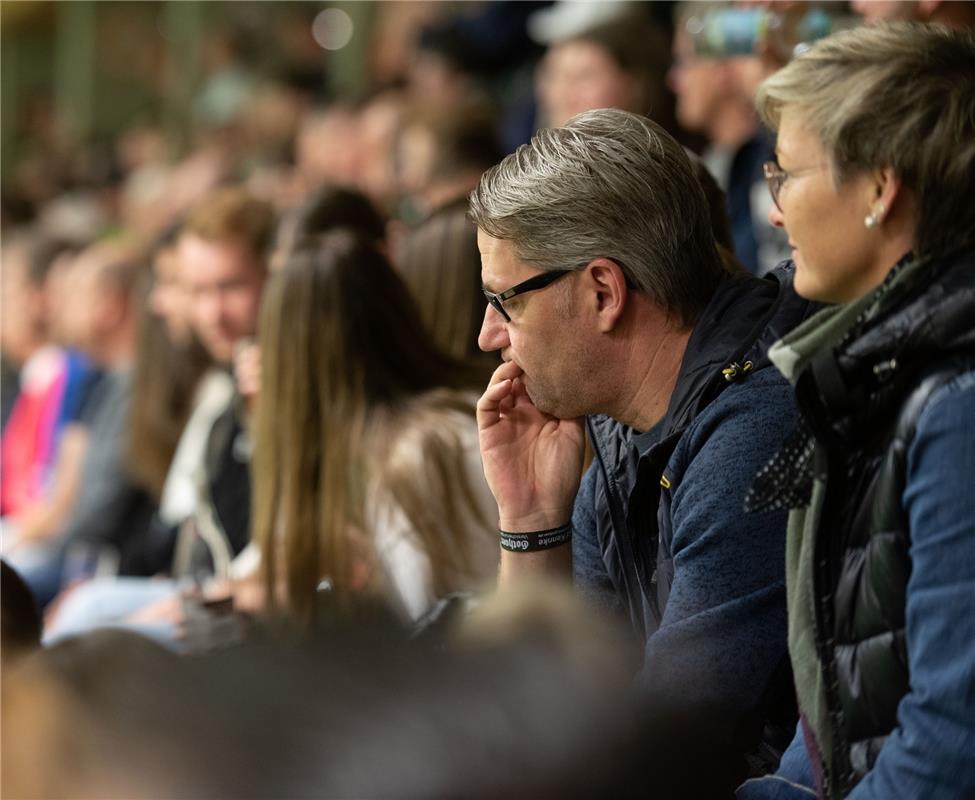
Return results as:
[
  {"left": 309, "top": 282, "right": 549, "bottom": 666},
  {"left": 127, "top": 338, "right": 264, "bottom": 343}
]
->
[{"left": 738, "top": 21, "right": 975, "bottom": 800}]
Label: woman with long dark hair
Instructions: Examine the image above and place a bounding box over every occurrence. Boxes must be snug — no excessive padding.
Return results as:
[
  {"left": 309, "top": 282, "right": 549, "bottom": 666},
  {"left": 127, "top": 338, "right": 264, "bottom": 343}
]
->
[{"left": 253, "top": 231, "right": 498, "bottom": 623}]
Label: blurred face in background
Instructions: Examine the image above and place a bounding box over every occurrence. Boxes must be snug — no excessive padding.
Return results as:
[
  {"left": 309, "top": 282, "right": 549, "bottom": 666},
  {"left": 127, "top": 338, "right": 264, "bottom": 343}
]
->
[
  {"left": 55, "top": 251, "right": 122, "bottom": 360},
  {"left": 0, "top": 245, "right": 45, "bottom": 363},
  {"left": 538, "top": 40, "right": 639, "bottom": 128},
  {"left": 178, "top": 233, "right": 265, "bottom": 363},
  {"left": 149, "top": 244, "right": 194, "bottom": 347},
  {"left": 357, "top": 93, "right": 406, "bottom": 212},
  {"left": 294, "top": 107, "right": 362, "bottom": 189},
  {"left": 396, "top": 122, "right": 437, "bottom": 203},
  {"left": 668, "top": 30, "right": 731, "bottom": 134},
  {"left": 43, "top": 254, "right": 79, "bottom": 347},
  {"left": 850, "top": 0, "right": 921, "bottom": 22}
]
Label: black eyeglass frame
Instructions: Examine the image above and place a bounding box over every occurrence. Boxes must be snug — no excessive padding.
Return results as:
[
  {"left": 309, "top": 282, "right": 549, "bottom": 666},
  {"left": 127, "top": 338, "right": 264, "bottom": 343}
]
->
[{"left": 482, "top": 269, "right": 575, "bottom": 323}]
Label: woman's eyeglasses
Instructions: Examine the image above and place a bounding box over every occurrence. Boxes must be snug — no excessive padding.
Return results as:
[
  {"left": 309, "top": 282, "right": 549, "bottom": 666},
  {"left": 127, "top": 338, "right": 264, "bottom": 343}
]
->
[{"left": 763, "top": 160, "right": 826, "bottom": 212}]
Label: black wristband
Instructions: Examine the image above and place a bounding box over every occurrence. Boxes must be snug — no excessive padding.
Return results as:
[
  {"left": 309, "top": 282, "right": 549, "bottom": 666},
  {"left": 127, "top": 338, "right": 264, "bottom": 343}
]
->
[{"left": 499, "top": 523, "right": 572, "bottom": 553}]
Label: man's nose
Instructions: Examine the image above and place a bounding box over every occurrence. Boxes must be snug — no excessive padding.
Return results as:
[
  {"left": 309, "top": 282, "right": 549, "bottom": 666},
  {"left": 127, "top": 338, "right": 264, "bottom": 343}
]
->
[
  {"left": 768, "top": 203, "right": 785, "bottom": 229},
  {"left": 478, "top": 304, "right": 509, "bottom": 353}
]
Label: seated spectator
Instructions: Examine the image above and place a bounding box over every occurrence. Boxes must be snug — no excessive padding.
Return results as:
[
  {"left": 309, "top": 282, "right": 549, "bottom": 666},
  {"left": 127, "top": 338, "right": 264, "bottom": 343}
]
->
[
  {"left": 395, "top": 103, "right": 502, "bottom": 361},
  {"left": 246, "top": 185, "right": 388, "bottom": 404},
  {"left": 45, "top": 189, "right": 275, "bottom": 647},
  {"left": 253, "top": 232, "right": 498, "bottom": 624},
  {"left": 669, "top": 4, "right": 790, "bottom": 275},
  {"left": 532, "top": 7, "right": 677, "bottom": 135},
  {"left": 738, "top": 22, "right": 975, "bottom": 800},
  {"left": 1, "top": 231, "right": 97, "bottom": 526},
  {"left": 395, "top": 102, "right": 501, "bottom": 222},
  {"left": 271, "top": 184, "right": 387, "bottom": 271},
  {"left": 291, "top": 103, "right": 364, "bottom": 199},
  {"left": 470, "top": 107, "right": 813, "bottom": 794},
  {"left": 124, "top": 225, "right": 211, "bottom": 511},
  {"left": 6, "top": 237, "right": 154, "bottom": 604},
  {"left": 355, "top": 86, "right": 409, "bottom": 218}
]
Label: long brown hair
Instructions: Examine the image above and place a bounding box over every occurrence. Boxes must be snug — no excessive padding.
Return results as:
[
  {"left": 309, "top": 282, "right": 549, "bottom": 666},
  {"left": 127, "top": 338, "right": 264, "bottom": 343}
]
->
[
  {"left": 124, "top": 240, "right": 210, "bottom": 501},
  {"left": 252, "top": 231, "right": 491, "bottom": 621},
  {"left": 397, "top": 200, "right": 487, "bottom": 361}
]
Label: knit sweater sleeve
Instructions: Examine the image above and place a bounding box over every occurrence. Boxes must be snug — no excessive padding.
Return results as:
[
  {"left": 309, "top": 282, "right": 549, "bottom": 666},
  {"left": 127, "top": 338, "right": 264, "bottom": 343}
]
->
[
  {"left": 849, "top": 370, "right": 975, "bottom": 800},
  {"left": 640, "top": 369, "right": 795, "bottom": 729}
]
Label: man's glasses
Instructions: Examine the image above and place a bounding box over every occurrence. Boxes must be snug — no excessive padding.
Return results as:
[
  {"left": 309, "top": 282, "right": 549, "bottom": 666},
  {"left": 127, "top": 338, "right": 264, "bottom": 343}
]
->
[{"left": 483, "top": 269, "right": 574, "bottom": 322}]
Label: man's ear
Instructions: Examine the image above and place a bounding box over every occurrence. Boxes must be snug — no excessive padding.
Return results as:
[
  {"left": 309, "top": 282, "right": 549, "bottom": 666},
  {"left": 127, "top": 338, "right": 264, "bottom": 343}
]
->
[{"left": 585, "top": 258, "right": 628, "bottom": 333}]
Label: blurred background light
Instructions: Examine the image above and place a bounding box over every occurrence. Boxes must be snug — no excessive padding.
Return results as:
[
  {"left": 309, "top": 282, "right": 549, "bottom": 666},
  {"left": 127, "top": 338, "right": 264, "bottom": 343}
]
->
[{"left": 312, "top": 8, "right": 354, "bottom": 52}]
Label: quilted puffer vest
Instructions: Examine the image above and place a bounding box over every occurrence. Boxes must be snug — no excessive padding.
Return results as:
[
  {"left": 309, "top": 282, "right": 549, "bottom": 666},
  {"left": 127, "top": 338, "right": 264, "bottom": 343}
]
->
[{"left": 794, "top": 249, "right": 975, "bottom": 796}]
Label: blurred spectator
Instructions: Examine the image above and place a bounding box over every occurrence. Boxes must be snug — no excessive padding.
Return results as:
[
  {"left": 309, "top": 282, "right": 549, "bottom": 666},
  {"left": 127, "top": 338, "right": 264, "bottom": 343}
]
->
[
  {"left": 669, "top": 3, "right": 790, "bottom": 274},
  {"left": 253, "top": 232, "right": 496, "bottom": 624},
  {"left": 179, "top": 189, "right": 272, "bottom": 366},
  {"left": 0, "top": 359, "right": 18, "bottom": 432},
  {"left": 355, "top": 85, "right": 410, "bottom": 217},
  {"left": 411, "top": 2, "right": 549, "bottom": 152},
  {"left": 45, "top": 189, "right": 274, "bottom": 647},
  {"left": 533, "top": 6, "right": 677, "bottom": 136},
  {"left": 272, "top": 184, "right": 387, "bottom": 271},
  {"left": 6, "top": 237, "right": 154, "bottom": 604},
  {"left": 852, "top": 0, "right": 975, "bottom": 26},
  {"left": 397, "top": 208, "right": 489, "bottom": 363},
  {"left": 192, "top": 27, "right": 256, "bottom": 131},
  {"left": 124, "top": 226, "right": 211, "bottom": 507},
  {"left": 369, "top": 1, "right": 445, "bottom": 86},
  {"left": 155, "top": 187, "right": 274, "bottom": 575},
  {"left": 4, "top": 617, "right": 655, "bottom": 800},
  {"left": 292, "top": 103, "right": 363, "bottom": 196},
  {"left": 395, "top": 102, "right": 502, "bottom": 361},
  {"left": 395, "top": 102, "right": 502, "bottom": 221},
  {"left": 1, "top": 232, "right": 97, "bottom": 526},
  {"left": 388, "top": 104, "right": 501, "bottom": 359}
]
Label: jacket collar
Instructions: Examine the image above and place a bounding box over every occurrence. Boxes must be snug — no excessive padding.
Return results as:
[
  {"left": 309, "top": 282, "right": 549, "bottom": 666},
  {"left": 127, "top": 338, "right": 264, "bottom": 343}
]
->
[
  {"left": 656, "top": 262, "right": 813, "bottom": 442},
  {"left": 778, "top": 248, "right": 975, "bottom": 438}
]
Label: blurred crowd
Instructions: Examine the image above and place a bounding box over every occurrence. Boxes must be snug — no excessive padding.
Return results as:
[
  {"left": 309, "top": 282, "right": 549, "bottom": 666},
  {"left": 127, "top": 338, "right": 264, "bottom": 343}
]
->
[{"left": 2, "top": 2, "right": 975, "bottom": 799}]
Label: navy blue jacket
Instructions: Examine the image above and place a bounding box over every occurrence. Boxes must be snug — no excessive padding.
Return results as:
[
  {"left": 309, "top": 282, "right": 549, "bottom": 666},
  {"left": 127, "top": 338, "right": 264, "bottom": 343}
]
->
[{"left": 573, "top": 265, "right": 813, "bottom": 770}]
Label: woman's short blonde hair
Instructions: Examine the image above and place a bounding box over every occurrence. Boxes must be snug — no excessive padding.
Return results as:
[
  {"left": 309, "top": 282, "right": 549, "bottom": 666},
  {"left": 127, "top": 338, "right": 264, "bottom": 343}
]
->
[{"left": 756, "top": 22, "right": 975, "bottom": 257}]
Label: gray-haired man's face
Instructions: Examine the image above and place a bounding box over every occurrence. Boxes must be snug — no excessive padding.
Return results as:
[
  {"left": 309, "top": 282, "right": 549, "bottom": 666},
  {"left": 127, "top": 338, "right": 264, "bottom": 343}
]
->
[{"left": 477, "top": 230, "right": 598, "bottom": 420}]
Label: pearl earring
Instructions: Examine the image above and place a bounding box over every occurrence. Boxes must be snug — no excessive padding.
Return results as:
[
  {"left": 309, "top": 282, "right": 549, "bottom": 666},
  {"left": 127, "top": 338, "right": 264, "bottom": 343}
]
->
[{"left": 864, "top": 202, "right": 886, "bottom": 229}]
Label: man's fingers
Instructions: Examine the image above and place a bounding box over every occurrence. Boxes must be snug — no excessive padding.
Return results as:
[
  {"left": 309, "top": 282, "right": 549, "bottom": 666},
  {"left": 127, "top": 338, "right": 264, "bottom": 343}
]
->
[
  {"left": 486, "top": 360, "right": 524, "bottom": 388},
  {"left": 477, "top": 378, "right": 513, "bottom": 427},
  {"left": 479, "top": 361, "right": 524, "bottom": 427}
]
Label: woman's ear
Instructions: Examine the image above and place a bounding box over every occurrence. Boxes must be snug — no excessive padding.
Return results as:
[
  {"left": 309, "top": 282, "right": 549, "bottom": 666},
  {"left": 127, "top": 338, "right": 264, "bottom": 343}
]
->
[
  {"left": 870, "top": 166, "right": 903, "bottom": 225},
  {"left": 585, "top": 258, "right": 628, "bottom": 333}
]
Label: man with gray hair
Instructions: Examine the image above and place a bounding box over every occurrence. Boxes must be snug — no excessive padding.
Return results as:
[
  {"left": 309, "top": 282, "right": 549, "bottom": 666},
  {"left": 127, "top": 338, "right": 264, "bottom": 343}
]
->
[{"left": 471, "top": 108, "right": 812, "bottom": 792}]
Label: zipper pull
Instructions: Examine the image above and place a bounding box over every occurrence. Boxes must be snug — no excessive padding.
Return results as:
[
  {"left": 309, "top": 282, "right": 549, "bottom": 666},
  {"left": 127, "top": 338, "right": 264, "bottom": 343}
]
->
[
  {"left": 722, "top": 360, "right": 754, "bottom": 382},
  {"left": 872, "top": 358, "right": 898, "bottom": 381}
]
